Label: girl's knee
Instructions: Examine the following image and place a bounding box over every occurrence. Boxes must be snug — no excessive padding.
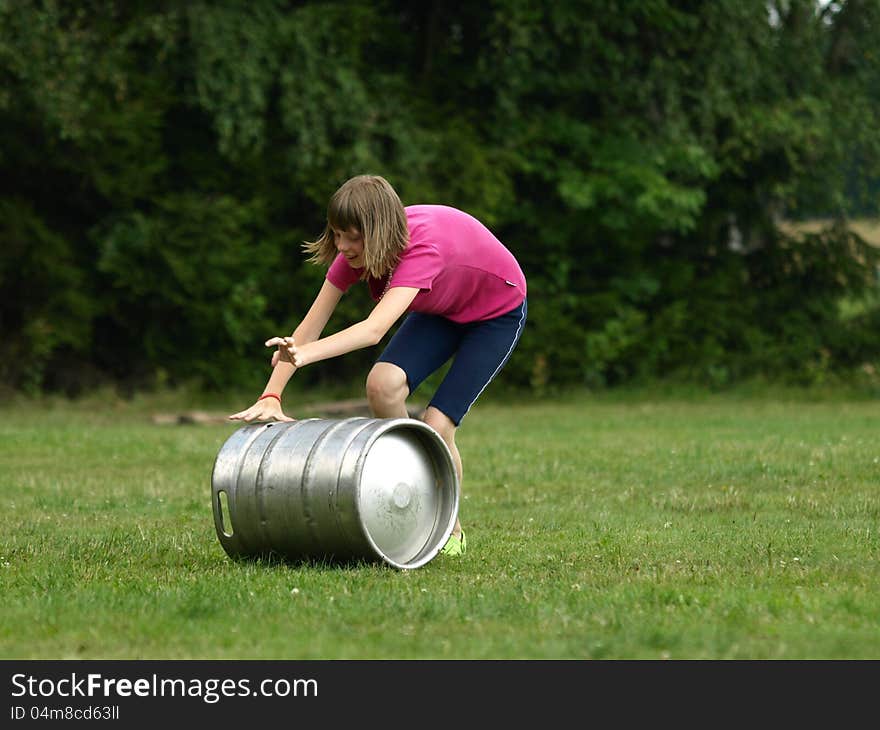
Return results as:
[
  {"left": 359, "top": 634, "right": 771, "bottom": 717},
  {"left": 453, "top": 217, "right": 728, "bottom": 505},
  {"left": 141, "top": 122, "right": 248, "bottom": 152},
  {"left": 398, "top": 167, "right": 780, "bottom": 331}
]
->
[{"left": 365, "top": 362, "right": 408, "bottom": 406}]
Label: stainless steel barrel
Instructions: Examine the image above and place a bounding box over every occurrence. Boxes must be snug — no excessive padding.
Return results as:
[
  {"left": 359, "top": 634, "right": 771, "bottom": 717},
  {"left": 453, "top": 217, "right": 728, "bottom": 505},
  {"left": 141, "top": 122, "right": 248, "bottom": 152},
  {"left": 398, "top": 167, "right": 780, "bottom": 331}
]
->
[{"left": 211, "top": 417, "right": 460, "bottom": 569}]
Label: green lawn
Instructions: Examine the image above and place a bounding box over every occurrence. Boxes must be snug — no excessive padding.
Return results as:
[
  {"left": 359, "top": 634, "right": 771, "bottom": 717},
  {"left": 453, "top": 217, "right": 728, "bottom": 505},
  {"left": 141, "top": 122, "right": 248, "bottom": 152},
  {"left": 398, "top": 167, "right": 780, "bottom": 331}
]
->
[{"left": 1, "top": 389, "right": 878, "bottom": 659}]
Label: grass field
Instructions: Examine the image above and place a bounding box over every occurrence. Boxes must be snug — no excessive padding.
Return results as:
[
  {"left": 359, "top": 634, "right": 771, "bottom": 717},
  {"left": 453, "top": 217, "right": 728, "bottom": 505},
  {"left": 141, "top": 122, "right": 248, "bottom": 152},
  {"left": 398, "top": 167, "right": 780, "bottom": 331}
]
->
[{"left": 1, "top": 388, "right": 878, "bottom": 659}]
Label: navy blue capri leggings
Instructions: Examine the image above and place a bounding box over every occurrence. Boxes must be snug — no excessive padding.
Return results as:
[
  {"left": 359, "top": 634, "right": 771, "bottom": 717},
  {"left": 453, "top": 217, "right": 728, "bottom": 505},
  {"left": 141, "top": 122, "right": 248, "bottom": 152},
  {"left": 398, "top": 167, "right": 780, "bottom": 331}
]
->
[{"left": 376, "top": 298, "right": 527, "bottom": 426}]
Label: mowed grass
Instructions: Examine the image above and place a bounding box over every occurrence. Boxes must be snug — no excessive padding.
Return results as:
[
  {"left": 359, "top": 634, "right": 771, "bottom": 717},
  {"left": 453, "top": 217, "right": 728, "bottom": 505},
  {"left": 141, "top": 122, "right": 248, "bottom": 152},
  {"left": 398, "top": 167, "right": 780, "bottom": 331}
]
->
[{"left": 1, "top": 389, "right": 878, "bottom": 659}]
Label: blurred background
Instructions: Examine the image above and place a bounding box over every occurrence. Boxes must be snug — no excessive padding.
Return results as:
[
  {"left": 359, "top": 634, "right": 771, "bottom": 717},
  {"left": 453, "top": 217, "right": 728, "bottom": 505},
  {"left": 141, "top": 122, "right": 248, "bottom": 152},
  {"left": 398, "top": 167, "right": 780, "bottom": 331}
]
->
[{"left": 1, "top": 0, "right": 878, "bottom": 402}]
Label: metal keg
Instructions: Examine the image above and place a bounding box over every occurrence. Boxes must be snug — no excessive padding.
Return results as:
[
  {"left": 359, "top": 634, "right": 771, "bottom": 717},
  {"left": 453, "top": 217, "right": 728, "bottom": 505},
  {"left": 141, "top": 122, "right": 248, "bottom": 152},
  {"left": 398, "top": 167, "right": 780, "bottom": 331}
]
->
[{"left": 211, "top": 417, "right": 460, "bottom": 569}]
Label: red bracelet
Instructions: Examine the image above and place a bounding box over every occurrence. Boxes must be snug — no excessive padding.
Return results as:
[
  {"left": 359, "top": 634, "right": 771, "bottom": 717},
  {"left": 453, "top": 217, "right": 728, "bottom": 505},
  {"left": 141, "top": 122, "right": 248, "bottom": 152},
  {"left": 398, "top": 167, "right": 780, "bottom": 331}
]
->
[{"left": 258, "top": 393, "right": 282, "bottom": 403}]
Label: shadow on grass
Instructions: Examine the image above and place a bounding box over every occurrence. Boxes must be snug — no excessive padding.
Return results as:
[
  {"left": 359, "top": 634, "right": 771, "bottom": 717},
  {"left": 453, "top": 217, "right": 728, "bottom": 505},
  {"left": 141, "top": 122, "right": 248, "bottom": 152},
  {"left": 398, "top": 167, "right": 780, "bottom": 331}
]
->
[{"left": 225, "top": 551, "right": 390, "bottom": 573}]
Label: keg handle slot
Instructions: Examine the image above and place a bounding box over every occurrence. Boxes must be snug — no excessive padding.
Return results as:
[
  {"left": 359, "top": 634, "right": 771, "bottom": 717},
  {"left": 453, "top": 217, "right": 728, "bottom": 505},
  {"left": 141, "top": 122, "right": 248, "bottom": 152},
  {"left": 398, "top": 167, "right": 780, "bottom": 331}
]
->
[{"left": 217, "top": 490, "right": 234, "bottom": 537}]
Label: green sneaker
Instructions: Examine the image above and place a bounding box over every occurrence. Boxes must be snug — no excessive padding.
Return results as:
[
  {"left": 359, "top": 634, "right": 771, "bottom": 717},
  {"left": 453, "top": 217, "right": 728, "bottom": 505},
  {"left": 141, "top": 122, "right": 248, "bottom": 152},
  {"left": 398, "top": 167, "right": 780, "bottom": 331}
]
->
[{"left": 440, "top": 531, "right": 467, "bottom": 556}]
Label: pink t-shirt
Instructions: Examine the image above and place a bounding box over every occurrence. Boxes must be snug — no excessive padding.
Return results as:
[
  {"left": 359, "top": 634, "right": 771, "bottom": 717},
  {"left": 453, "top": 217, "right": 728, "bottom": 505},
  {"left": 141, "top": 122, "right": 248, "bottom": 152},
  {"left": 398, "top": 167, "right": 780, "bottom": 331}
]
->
[{"left": 326, "top": 205, "right": 527, "bottom": 323}]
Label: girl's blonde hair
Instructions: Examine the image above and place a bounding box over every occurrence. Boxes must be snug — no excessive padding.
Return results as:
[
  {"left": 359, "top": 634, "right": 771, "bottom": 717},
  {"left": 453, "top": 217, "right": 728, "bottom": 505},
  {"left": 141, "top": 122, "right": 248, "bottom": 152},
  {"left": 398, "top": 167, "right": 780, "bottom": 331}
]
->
[{"left": 303, "top": 175, "right": 409, "bottom": 279}]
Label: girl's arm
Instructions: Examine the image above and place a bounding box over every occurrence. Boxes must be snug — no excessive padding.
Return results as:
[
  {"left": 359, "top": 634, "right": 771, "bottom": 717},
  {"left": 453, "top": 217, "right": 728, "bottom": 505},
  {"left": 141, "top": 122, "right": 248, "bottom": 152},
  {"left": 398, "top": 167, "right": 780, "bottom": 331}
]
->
[
  {"left": 228, "top": 279, "right": 344, "bottom": 422},
  {"left": 271, "top": 286, "right": 420, "bottom": 368}
]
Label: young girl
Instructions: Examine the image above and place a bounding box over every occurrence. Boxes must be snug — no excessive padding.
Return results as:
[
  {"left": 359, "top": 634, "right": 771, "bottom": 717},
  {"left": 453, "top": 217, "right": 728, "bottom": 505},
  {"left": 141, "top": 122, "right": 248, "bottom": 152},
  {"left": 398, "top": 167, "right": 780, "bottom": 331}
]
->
[{"left": 229, "top": 175, "right": 527, "bottom": 556}]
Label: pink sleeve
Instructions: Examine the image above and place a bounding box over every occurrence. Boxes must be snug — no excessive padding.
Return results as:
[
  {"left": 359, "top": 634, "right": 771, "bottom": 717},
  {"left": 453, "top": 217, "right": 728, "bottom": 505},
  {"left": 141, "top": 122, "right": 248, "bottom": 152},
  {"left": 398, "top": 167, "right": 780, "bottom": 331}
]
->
[
  {"left": 326, "top": 254, "right": 361, "bottom": 291},
  {"left": 391, "top": 242, "right": 443, "bottom": 290}
]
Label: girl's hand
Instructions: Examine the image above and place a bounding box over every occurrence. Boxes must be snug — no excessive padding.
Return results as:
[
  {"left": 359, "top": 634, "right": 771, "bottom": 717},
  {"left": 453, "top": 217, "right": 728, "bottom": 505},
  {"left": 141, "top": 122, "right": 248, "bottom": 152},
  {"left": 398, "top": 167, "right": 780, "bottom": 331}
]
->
[
  {"left": 265, "top": 336, "right": 307, "bottom": 368},
  {"left": 266, "top": 336, "right": 293, "bottom": 367},
  {"left": 228, "top": 396, "right": 295, "bottom": 423}
]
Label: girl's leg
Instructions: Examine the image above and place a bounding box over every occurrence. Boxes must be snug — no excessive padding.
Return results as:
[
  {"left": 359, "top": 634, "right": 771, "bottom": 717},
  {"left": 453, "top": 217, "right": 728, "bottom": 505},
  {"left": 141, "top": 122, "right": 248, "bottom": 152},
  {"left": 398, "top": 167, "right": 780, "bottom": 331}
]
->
[
  {"left": 425, "top": 300, "right": 527, "bottom": 547},
  {"left": 422, "top": 405, "right": 463, "bottom": 538}
]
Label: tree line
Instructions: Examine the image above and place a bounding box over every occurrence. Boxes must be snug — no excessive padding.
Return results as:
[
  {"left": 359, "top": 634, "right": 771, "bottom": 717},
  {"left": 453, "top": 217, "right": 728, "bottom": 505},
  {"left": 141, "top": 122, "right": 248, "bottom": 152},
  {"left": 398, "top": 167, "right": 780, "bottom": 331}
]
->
[{"left": 1, "top": 0, "right": 879, "bottom": 397}]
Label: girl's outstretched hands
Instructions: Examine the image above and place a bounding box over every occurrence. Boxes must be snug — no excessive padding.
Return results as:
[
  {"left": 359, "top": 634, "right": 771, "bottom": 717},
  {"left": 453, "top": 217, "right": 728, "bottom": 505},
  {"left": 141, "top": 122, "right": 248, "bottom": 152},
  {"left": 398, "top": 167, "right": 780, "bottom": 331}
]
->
[{"left": 228, "top": 335, "right": 304, "bottom": 422}]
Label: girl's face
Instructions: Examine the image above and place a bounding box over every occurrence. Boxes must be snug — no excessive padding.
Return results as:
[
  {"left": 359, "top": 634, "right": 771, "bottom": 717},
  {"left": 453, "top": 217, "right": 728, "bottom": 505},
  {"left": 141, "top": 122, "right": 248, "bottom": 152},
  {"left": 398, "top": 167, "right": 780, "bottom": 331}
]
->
[{"left": 333, "top": 227, "right": 365, "bottom": 269}]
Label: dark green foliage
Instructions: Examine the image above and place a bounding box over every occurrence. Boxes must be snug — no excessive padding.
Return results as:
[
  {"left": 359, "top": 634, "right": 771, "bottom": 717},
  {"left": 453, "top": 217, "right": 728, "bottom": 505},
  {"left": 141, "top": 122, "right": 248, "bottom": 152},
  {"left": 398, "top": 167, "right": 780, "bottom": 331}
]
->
[
  {"left": 93, "top": 193, "right": 279, "bottom": 389},
  {"left": 0, "top": 199, "right": 95, "bottom": 393},
  {"left": 1, "top": 0, "right": 878, "bottom": 395}
]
